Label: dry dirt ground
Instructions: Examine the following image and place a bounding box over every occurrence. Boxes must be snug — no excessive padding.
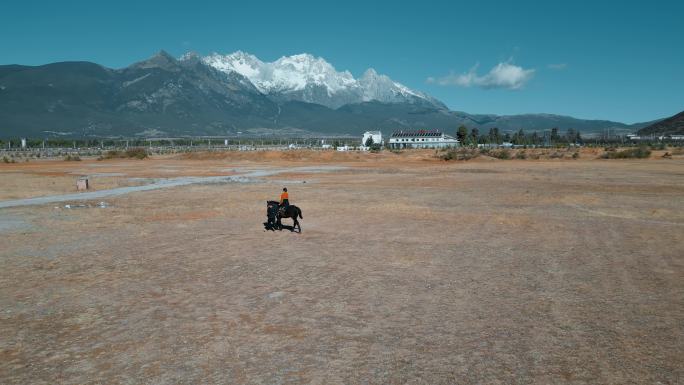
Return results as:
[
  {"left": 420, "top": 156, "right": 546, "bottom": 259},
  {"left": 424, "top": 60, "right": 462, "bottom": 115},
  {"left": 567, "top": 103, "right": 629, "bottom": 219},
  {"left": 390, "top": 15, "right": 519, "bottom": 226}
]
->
[{"left": 0, "top": 151, "right": 683, "bottom": 384}]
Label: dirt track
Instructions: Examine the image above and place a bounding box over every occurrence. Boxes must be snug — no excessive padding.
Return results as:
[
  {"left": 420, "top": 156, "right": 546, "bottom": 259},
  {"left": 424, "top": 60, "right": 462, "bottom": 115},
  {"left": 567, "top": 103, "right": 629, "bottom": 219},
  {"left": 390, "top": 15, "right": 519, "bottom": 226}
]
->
[{"left": 1, "top": 152, "right": 683, "bottom": 384}]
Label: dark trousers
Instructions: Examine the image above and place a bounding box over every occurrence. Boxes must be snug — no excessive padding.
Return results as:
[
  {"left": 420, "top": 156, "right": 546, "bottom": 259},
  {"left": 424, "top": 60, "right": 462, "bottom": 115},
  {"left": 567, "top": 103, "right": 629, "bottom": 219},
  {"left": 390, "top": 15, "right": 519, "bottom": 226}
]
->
[{"left": 281, "top": 199, "right": 289, "bottom": 207}]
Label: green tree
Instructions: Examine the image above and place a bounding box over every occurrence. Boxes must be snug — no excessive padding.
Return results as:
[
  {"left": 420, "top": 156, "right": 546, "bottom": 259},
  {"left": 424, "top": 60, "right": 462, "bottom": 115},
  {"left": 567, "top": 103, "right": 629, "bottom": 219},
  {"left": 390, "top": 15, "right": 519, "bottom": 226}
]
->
[
  {"left": 550, "top": 127, "right": 560, "bottom": 143},
  {"left": 513, "top": 128, "right": 526, "bottom": 145},
  {"left": 531, "top": 131, "right": 540, "bottom": 145},
  {"left": 364, "top": 136, "right": 374, "bottom": 147},
  {"left": 566, "top": 128, "right": 576, "bottom": 144},
  {"left": 456, "top": 125, "right": 468, "bottom": 144},
  {"left": 470, "top": 128, "right": 479, "bottom": 144},
  {"left": 488, "top": 127, "right": 500, "bottom": 144}
]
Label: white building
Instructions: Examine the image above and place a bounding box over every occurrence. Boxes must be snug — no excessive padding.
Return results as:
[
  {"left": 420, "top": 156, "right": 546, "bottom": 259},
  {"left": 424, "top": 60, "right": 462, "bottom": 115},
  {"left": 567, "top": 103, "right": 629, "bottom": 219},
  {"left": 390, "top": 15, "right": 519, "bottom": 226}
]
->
[
  {"left": 362, "top": 131, "right": 383, "bottom": 146},
  {"left": 388, "top": 130, "right": 459, "bottom": 149}
]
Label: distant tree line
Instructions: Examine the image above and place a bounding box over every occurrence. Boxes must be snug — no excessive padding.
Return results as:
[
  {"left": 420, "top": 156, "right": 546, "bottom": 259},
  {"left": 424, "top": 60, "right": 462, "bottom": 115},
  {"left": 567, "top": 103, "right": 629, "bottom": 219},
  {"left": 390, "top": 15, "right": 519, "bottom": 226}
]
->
[{"left": 456, "top": 126, "right": 583, "bottom": 146}]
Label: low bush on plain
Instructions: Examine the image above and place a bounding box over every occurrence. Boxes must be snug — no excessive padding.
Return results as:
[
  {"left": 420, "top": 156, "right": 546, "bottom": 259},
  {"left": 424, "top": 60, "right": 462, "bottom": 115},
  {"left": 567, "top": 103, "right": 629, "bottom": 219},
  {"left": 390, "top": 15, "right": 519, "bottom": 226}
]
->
[
  {"left": 490, "top": 149, "right": 511, "bottom": 160},
  {"left": 125, "top": 147, "right": 148, "bottom": 159},
  {"left": 64, "top": 154, "right": 81, "bottom": 161},
  {"left": 441, "top": 148, "right": 479, "bottom": 161},
  {"left": 601, "top": 147, "right": 651, "bottom": 159},
  {"left": 102, "top": 148, "right": 148, "bottom": 159}
]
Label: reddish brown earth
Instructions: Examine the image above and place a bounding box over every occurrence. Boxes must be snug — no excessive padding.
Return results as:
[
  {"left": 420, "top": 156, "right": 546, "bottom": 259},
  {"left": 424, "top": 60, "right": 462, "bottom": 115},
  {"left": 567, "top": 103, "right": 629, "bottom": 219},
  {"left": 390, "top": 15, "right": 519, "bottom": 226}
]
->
[{"left": 0, "top": 151, "right": 682, "bottom": 384}]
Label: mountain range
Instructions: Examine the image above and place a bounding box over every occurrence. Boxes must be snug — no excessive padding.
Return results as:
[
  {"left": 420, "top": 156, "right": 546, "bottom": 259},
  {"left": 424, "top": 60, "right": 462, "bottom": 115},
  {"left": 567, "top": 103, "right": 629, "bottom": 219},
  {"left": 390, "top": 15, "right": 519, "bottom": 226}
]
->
[
  {"left": 201, "top": 51, "right": 446, "bottom": 110},
  {"left": 636, "top": 111, "right": 684, "bottom": 136},
  {"left": 0, "top": 50, "right": 668, "bottom": 138}
]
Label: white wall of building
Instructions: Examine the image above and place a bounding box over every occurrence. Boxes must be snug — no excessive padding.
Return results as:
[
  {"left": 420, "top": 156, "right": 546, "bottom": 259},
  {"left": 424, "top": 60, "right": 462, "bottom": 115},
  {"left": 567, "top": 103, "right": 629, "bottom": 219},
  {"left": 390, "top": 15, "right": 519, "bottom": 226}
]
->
[
  {"left": 388, "top": 133, "right": 459, "bottom": 149},
  {"left": 362, "top": 131, "right": 383, "bottom": 146}
]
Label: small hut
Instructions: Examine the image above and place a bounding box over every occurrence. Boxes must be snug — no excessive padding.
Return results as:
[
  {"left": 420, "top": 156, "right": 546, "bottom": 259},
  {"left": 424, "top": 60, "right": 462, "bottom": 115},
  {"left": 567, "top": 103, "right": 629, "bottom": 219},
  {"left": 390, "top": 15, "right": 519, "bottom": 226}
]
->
[{"left": 76, "top": 177, "right": 89, "bottom": 191}]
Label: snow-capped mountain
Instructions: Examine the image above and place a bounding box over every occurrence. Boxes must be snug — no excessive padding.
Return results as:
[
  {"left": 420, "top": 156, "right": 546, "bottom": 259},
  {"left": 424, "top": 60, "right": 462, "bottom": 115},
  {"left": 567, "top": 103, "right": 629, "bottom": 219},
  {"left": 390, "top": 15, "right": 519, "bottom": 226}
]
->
[
  {"left": 198, "top": 51, "right": 445, "bottom": 109},
  {"left": 358, "top": 68, "right": 445, "bottom": 109}
]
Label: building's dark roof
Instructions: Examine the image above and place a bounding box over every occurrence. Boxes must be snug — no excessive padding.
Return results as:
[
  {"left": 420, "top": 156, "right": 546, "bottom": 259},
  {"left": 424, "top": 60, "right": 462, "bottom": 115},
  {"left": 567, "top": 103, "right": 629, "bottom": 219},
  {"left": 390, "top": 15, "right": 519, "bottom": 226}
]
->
[{"left": 391, "top": 130, "right": 443, "bottom": 138}]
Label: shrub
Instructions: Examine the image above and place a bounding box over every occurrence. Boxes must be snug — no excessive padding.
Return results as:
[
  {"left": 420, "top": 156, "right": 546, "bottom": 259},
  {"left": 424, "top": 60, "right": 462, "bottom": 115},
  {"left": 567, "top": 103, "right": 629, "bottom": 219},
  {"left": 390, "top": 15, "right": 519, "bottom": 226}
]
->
[
  {"left": 64, "top": 154, "right": 81, "bottom": 161},
  {"left": 441, "top": 148, "right": 479, "bottom": 161},
  {"left": 601, "top": 147, "right": 651, "bottom": 159},
  {"left": 515, "top": 151, "right": 527, "bottom": 160},
  {"left": 125, "top": 147, "right": 148, "bottom": 159},
  {"left": 549, "top": 151, "right": 564, "bottom": 159},
  {"left": 490, "top": 149, "right": 511, "bottom": 160},
  {"left": 102, "top": 150, "right": 123, "bottom": 159},
  {"left": 2, "top": 156, "right": 9, "bottom": 163},
  {"left": 102, "top": 148, "right": 148, "bottom": 159},
  {"left": 572, "top": 152, "right": 580, "bottom": 159}
]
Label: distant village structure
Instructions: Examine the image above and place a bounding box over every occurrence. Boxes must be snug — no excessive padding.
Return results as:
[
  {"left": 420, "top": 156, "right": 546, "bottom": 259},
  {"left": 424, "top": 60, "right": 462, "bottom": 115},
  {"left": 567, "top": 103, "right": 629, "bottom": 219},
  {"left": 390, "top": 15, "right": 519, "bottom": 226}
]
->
[
  {"left": 627, "top": 133, "right": 684, "bottom": 141},
  {"left": 362, "top": 131, "right": 383, "bottom": 146},
  {"left": 388, "top": 129, "right": 459, "bottom": 149}
]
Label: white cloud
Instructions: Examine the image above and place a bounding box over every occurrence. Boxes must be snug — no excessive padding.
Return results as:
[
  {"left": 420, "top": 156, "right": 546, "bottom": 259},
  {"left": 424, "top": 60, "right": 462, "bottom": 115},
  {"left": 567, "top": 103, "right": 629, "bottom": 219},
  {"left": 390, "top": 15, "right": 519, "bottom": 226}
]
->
[{"left": 428, "top": 61, "right": 535, "bottom": 90}]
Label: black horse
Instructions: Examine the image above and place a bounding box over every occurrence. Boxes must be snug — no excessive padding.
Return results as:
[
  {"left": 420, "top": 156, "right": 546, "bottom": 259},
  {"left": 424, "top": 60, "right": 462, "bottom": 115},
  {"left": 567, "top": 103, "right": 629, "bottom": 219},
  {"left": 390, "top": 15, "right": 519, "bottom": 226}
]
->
[{"left": 266, "top": 201, "right": 303, "bottom": 232}]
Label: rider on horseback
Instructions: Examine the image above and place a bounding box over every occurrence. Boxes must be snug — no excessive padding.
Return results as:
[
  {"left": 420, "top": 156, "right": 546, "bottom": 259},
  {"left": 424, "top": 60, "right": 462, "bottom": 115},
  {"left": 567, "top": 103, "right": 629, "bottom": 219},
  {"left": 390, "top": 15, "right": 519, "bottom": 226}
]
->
[
  {"left": 267, "top": 188, "right": 302, "bottom": 232},
  {"left": 279, "top": 187, "right": 289, "bottom": 216}
]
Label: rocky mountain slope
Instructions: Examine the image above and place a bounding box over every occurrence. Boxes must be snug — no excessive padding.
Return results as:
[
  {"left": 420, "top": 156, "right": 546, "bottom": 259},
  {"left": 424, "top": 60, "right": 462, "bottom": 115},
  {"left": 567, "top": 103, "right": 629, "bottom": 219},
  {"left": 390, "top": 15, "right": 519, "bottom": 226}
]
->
[{"left": 637, "top": 110, "right": 684, "bottom": 135}]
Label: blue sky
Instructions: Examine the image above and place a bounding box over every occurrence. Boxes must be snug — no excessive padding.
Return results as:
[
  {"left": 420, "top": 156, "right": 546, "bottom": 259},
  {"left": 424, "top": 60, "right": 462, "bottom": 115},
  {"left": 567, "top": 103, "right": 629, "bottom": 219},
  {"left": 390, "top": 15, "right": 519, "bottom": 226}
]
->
[{"left": 1, "top": 0, "right": 681, "bottom": 123}]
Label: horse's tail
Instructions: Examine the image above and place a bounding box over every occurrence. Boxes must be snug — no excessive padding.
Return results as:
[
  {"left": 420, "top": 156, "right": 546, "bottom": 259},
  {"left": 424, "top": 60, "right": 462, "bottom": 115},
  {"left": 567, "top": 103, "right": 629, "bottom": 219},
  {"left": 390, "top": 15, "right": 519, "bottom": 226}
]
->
[{"left": 298, "top": 207, "right": 303, "bottom": 219}]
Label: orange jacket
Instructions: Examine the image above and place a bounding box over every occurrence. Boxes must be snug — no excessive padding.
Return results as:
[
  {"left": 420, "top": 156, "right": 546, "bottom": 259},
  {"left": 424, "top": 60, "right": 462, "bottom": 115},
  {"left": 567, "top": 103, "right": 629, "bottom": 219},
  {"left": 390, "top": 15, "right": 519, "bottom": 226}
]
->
[{"left": 280, "top": 191, "right": 289, "bottom": 203}]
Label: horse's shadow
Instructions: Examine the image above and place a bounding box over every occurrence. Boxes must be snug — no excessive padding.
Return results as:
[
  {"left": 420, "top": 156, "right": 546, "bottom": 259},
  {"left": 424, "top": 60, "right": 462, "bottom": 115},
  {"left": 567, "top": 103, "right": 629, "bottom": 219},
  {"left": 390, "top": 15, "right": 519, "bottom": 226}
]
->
[{"left": 263, "top": 222, "right": 299, "bottom": 233}]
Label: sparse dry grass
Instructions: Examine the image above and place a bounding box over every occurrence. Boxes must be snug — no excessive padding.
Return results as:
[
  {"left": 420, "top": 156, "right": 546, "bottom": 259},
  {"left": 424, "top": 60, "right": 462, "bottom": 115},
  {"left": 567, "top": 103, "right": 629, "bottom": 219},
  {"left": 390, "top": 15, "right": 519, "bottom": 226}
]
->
[{"left": 0, "top": 154, "right": 683, "bottom": 384}]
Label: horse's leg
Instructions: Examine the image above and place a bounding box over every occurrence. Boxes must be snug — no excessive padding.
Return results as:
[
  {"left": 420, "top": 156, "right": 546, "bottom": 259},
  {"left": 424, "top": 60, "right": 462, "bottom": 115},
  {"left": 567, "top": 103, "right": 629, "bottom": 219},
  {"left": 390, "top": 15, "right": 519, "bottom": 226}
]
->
[{"left": 294, "top": 217, "right": 300, "bottom": 233}]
